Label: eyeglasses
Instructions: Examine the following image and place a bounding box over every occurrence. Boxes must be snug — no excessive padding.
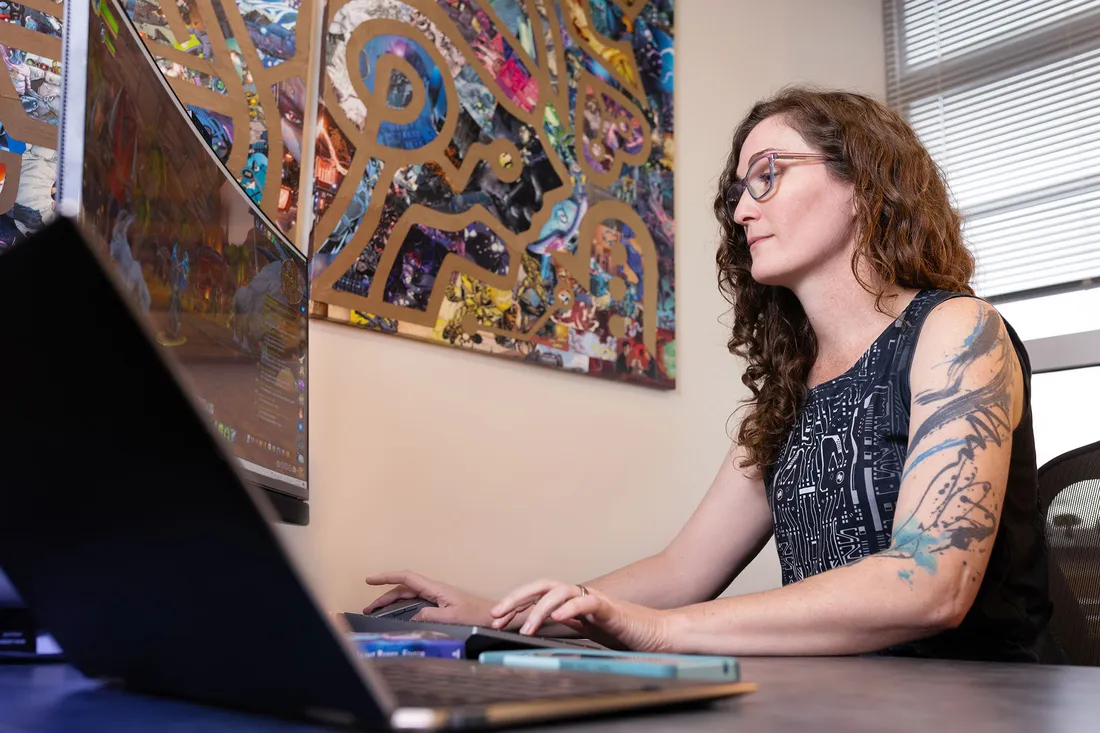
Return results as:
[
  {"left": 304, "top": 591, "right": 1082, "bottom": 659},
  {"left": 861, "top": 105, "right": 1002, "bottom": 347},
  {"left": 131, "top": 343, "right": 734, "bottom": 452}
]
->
[{"left": 725, "top": 151, "right": 830, "bottom": 221}]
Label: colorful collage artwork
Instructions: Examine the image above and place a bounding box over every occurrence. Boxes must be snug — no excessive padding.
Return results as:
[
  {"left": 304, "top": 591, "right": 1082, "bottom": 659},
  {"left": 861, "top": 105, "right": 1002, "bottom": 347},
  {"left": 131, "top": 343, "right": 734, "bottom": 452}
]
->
[
  {"left": 0, "top": 0, "right": 63, "bottom": 251},
  {"left": 311, "top": 0, "right": 676, "bottom": 388},
  {"left": 0, "top": 0, "right": 675, "bottom": 389}
]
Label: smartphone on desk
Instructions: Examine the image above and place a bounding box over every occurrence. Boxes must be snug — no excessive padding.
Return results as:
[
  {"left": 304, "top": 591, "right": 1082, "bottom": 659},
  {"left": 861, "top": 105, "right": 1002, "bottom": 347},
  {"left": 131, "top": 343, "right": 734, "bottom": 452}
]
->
[{"left": 477, "top": 648, "right": 740, "bottom": 681}]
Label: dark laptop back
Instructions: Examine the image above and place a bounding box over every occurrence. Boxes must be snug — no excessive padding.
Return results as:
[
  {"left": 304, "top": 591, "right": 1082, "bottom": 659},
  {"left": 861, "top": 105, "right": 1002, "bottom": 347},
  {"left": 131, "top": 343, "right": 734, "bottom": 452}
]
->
[{"left": 0, "top": 219, "right": 388, "bottom": 727}]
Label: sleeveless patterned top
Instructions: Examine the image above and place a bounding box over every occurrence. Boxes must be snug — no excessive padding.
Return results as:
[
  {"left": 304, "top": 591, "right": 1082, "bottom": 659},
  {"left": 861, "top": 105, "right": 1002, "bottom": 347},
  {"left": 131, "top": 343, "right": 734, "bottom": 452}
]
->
[{"left": 765, "top": 290, "right": 1054, "bottom": 661}]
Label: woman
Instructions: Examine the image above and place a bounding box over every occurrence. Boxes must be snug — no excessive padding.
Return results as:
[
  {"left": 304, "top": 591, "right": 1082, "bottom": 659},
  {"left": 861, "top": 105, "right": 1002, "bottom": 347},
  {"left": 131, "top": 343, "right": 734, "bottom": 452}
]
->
[{"left": 366, "top": 87, "right": 1055, "bottom": 662}]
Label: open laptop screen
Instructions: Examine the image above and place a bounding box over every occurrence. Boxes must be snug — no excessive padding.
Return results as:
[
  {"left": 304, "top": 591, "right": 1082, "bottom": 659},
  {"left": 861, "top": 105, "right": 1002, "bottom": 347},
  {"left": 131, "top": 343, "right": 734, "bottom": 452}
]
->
[{"left": 58, "top": 0, "right": 309, "bottom": 498}]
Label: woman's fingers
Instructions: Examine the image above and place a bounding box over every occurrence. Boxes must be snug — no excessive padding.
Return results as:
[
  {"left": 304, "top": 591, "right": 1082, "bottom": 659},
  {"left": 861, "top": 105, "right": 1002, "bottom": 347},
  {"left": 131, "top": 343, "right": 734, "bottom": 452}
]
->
[
  {"left": 550, "top": 593, "right": 629, "bottom": 650},
  {"left": 489, "top": 589, "right": 540, "bottom": 629},
  {"left": 518, "top": 583, "right": 584, "bottom": 635},
  {"left": 365, "top": 570, "right": 434, "bottom": 597},
  {"left": 488, "top": 581, "right": 636, "bottom": 650},
  {"left": 491, "top": 579, "right": 562, "bottom": 620},
  {"left": 490, "top": 608, "right": 520, "bottom": 631},
  {"left": 489, "top": 595, "right": 539, "bottom": 629},
  {"left": 549, "top": 595, "right": 603, "bottom": 625}
]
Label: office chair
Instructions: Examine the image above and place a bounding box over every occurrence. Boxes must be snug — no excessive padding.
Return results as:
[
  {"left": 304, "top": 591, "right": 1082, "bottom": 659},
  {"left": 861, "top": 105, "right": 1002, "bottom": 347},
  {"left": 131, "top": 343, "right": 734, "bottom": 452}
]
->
[{"left": 1038, "top": 439, "right": 1100, "bottom": 666}]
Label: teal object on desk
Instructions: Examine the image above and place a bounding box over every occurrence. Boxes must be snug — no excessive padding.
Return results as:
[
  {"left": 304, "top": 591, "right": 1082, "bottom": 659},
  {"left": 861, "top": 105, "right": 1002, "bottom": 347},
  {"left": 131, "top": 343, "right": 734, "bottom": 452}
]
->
[{"left": 477, "top": 649, "right": 740, "bottom": 681}]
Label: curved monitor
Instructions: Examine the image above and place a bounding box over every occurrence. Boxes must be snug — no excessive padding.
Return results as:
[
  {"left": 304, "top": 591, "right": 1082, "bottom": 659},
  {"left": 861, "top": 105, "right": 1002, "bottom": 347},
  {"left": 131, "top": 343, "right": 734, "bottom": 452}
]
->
[{"left": 57, "top": 0, "right": 308, "bottom": 501}]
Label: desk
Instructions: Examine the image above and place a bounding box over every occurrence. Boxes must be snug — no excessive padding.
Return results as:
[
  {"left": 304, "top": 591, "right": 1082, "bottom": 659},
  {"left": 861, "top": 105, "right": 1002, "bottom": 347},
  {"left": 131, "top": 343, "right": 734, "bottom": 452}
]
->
[{"left": 3, "top": 657, "right": 1099, "bottom": 732}]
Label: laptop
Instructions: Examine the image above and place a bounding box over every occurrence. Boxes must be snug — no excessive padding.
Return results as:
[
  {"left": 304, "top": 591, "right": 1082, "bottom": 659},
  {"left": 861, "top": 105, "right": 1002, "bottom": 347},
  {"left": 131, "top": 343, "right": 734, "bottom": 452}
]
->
[{"left": 0, "top": 218, "right": 755, "bottom": 728}]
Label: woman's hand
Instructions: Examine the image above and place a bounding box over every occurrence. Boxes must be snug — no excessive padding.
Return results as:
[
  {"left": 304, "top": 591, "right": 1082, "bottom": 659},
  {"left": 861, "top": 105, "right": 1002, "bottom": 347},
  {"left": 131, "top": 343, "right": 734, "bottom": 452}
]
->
[
  {"left": 365, "top": 570, "right": 495, "bottom": 626},
  {"left": 489, "top": 579, "right": 676, "bottom": 652}
]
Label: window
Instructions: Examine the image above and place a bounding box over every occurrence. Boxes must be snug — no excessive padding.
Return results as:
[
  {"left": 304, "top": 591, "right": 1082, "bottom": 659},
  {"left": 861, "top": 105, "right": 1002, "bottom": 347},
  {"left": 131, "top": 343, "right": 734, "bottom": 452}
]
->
[
  {"left": 1031, "top": 366, "right": 1100, "bottom": 466},
  {"left": 884, "top": 0, "right": 1100, "bottom": 300},
  {"left": 885, "top": 2, "right": 1100, "bottom": 464}
]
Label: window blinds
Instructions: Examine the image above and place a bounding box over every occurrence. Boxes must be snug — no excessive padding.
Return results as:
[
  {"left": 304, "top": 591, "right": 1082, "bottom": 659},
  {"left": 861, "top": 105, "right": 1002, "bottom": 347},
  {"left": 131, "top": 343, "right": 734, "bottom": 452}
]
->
[{"left": 883, "top": 0, "right": 1100, "bottom": 299}]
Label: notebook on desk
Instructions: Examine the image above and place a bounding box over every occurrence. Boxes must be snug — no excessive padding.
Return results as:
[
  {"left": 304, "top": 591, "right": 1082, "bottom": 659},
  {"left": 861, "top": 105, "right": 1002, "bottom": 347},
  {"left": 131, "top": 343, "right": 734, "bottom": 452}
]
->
[{"left": 0, "top": 217, "right": 754, "bottom": 729}]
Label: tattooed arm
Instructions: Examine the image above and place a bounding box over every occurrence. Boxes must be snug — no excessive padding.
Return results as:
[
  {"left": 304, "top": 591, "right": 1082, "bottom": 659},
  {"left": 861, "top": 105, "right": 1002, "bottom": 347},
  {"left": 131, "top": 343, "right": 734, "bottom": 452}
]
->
[
  {"left": 659, "top": 297, "right": 1023, "bottom": 656},
  {"left": 872, "top": 296, "right": 1020, "bottom": 590}
]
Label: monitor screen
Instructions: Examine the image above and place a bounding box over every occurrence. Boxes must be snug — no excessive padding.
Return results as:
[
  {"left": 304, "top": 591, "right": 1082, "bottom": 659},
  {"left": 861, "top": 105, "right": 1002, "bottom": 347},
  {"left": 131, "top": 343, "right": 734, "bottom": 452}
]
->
[{"left": 68, "top": 0, "right": 308, "bottom": 498}]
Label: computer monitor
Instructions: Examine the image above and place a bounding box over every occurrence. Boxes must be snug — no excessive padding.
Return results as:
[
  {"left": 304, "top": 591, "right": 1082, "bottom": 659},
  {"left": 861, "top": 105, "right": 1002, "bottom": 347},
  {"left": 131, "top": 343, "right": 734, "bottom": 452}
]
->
[{"left": 56, "top": 0, "right": 309, "bottom": 519}]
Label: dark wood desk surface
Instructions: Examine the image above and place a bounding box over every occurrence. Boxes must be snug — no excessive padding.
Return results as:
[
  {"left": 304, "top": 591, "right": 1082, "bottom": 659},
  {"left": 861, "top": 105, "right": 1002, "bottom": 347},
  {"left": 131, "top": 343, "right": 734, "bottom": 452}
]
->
[{"left": 3, "top": 656, "right": 1098, "bottom": 732}]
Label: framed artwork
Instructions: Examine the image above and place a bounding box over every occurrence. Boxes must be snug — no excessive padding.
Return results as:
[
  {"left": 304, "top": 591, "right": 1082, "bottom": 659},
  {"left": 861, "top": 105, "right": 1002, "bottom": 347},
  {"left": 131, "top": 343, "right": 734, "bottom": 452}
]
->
[{"left": 310, "top": 0, "right": 676, "bottom": 388}]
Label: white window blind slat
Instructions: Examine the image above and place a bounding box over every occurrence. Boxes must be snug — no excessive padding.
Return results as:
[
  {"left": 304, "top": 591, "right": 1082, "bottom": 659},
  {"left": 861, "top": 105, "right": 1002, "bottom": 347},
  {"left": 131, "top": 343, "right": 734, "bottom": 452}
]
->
[
  {"left": 885, "top": 0, "right": 1100, "bottom": 298},
  {"left": 965, "top": 187, "right": 1100, "bottom": 295},
  {"left": 888, "top": 5, "right": 1100, "bottom": 105},
  {"left": 907, "top": 63, "right": 1100, "bottom": 139},
  {"left": 901, "top": 0, "right": 1100, "bottom": 69},
  {"left": 944, "top": 141, "right": 1100, "bottom": 212},
  {"left": 972, "top": 206, "right": 1100, "bottom": 250},
  {"left": 934, "top": 108, "right": 1100, "bottom": 164},
  {"left": 976, "top": 206, "right": 1100, "bottom": 248},
  {"left": 968, "top": 183, "right": 1100, "bottom": 232}
]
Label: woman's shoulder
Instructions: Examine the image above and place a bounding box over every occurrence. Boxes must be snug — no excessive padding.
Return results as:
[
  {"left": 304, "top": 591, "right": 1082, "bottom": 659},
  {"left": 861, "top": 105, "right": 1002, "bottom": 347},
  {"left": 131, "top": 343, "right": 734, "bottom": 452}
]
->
[
  {"left": 908, "top": 294, "right": 1026, "bottom": 419},
  {"left": 894, "top": 290, "right": 1024, "bottom": 406},
  {"left": 916, "top": 291, "right": 1009, "bottom": 338},
  {"left": 899, "top": 289, "right": 1007, "bottom": 340}
]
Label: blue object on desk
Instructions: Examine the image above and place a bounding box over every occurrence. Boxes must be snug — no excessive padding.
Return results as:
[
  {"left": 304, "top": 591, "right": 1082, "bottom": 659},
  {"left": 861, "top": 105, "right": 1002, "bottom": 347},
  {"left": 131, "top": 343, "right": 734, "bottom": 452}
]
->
[
  {"left": 478, "top": 649, "right": 741, "bottom": 681},
  {"left": 349, "top": 631, "right": 465, "bottom": 659}
]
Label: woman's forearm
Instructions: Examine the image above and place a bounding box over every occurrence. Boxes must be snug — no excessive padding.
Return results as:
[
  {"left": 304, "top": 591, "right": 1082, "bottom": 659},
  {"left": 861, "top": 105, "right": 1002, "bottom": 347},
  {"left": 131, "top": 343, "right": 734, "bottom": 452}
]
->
[
  {"left": 583, "top": 551, "right": 707, "bottom": 609},
  {"left": 665, "top": 555, "right": 961, "bottom": 656}
]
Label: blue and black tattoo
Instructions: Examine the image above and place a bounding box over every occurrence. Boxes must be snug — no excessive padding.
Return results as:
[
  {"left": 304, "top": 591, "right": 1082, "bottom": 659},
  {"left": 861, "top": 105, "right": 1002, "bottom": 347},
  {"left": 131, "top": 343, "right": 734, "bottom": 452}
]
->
[{"left": 882, "top": 305, "right": 1015, "bottom": 583}]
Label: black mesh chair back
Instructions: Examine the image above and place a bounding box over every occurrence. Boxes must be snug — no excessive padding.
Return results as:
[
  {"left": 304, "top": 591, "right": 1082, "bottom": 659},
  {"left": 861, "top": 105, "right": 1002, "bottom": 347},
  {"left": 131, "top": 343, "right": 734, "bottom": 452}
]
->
[{"left": 1038, "top": 440, "right": 1100, "bottom": 666}]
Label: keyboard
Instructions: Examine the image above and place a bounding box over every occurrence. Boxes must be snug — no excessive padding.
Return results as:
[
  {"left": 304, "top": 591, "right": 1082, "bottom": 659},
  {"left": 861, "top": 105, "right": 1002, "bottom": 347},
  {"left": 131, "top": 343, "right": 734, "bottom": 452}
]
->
[
  {"left": 372, "top": 656, "right": 681, "bottom": 708},
  {"left": 343, "top": 612, "right": 600, "bottom": 653}
]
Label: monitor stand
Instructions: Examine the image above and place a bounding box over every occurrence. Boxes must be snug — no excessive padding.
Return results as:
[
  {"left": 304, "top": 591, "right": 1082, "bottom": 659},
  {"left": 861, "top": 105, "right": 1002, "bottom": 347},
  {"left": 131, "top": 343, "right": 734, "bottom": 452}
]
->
[{"left": 263, "top": 488, "right": 310, "bottom": 526}]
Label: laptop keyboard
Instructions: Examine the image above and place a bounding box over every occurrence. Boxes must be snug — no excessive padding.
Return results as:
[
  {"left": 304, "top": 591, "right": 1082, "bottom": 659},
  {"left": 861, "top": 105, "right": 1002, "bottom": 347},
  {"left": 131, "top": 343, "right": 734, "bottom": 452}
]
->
[
  {"left": 372, "top": 657, "right": 675, "bottom": 708},
  {"left": 343, "top": 612, "right": 597, "bottom": 649}
]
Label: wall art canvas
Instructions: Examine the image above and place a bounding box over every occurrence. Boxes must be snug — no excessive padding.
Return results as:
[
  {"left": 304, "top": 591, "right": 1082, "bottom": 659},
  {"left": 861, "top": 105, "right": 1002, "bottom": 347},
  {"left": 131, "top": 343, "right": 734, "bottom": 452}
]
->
[
  {"left": 309, "top": 0, "right": 676, "bottom": 388},
  {"left": 0, "top": 0, "right": 64, "bottom": 252}
]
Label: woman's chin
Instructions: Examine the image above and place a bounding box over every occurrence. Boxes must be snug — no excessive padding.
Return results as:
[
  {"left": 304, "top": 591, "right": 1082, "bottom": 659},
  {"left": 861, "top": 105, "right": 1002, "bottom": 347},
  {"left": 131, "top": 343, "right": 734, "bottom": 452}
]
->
[{"left": 749, "top": 263, "right": 790, "bottom": 287}]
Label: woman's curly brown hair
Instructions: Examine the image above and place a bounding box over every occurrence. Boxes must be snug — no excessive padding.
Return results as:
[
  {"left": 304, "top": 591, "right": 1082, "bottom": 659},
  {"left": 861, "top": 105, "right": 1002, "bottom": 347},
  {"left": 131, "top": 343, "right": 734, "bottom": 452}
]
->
[{"left": 713, "top": 86, "right": 975, "bottom": 473}]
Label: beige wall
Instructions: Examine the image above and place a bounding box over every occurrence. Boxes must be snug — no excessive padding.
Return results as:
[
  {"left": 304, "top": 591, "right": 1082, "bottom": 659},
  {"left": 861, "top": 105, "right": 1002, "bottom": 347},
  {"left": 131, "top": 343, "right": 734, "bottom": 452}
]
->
[{"left": 280, "top": 0, "right": 887, "bottom": 615}]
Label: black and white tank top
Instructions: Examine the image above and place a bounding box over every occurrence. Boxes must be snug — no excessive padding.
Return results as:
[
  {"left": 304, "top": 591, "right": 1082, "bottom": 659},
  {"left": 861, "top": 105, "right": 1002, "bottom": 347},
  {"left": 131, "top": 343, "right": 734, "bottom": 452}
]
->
[{"left": 765, "top": 290, "right": 1054, "bottom": 661}]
